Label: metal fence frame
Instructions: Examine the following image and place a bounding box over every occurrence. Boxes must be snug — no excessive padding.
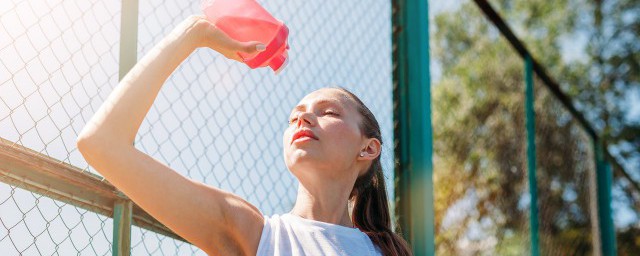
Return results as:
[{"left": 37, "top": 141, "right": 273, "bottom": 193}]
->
[
  {"left": 391, "top": 0, "right": 434, "bottom": 255},
  {"left": 390, "top": 0, "right": 637, "bottom": 255}
]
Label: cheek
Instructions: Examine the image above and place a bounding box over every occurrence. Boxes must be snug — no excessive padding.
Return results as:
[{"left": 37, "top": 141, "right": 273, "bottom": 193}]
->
[
  {"left": 282, "top": 128, "right": 292, "bottom": 149},
  {"left": 323, "top": 122, "right": 361, "bottom": 150},
  {"left": 282, "top": 129, "right": 292, "bottom": 166}
]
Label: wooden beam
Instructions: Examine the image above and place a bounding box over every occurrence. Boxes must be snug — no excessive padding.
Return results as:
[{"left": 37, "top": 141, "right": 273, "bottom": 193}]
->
[{"left": 0, "top": 137, "right": 187, "bottom": 243}]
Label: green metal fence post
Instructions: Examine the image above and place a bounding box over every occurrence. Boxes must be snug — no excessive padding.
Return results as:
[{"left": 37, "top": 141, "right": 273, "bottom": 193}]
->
[
  {"left": 524, "top": 55, "right": 540, "bottom": 256},
  {"left": 113, "top": 200, "right": 133, "bottom": 256},
  {"left": 594, "top": 141, "right": 617, "bottom": 255},
  {"left": 392, "top": 0, "right": 435, "bottom": 255},
  {"left": 119, "top": 0, "right": 139, "bottom": 81},
  {"left": 392, "top": 0, "right": 411, "bottom": 243},
  {"left": 114, "top": 0, "right": 138, "bottom": 255}
]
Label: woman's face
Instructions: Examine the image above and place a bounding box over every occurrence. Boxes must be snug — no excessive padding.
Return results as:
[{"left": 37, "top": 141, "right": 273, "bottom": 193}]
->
[{"left": 283, "top": 88, "right": 365, "bottom": 181}]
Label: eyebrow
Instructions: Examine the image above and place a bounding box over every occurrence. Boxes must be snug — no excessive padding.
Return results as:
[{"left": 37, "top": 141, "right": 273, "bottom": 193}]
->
[{"left": 292, "top": 99, "right": 343, "bottom": 113}]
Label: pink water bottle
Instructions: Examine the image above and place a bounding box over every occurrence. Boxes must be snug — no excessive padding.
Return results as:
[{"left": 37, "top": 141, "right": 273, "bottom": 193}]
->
[{"left": 202, "top": 0, "right": 290, "bottom": 74}]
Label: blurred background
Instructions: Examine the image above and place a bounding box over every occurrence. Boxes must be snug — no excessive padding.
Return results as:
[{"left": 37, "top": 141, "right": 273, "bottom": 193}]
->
[
  {"left": 0, "top": 0, "right": 638, "bottom": 255},
  {"left": 429, "top": 0, "right": 639, "bottom": 254}
]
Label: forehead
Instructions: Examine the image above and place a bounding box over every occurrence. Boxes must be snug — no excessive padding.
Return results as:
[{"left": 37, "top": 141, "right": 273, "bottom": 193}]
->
[{"left": 293, "top": 88, "right": 355, "bottom": 111}]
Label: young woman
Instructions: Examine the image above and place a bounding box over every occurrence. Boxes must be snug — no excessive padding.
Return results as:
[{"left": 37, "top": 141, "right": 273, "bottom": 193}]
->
[{"left": 77, "top": 15, "right": 411, "bottom": 256}]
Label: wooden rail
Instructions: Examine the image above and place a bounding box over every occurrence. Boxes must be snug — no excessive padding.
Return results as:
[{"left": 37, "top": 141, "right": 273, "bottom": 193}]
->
[{"left": 0, "top": 137, "right": 187, "bottom": 243}]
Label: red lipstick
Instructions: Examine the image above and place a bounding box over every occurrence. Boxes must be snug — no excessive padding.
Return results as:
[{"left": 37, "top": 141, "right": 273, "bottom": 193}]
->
[{"left": 291, "top": 129, "right": 318, "bottom": 144}]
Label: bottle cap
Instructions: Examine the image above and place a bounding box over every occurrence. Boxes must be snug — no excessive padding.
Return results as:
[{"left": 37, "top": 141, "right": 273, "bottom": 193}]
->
[
  {"left": 274, "top": 56, "right": 289, "bottom": 75},
  {"left": 268, "top": 53, "right": 287, "bottom": 74}
]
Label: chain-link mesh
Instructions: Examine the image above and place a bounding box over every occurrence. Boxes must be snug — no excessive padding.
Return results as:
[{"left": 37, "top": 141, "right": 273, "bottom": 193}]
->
[
  {"left": 0, "top": 0, "right": 119, "bottom": 174},
  {"left": 612, "top": 167, "right": 640, "bottom": 254},
  {"left": 1, "top": 0, "right": 394, "bottom": 254},
  {"left": 534, "top": 79, "right": 597, "bottom": 255},
  {"left": 4, "top": 0, "right": 635, "bottom": 254},
  {"left": 0, "top": 183, "right": 113, "bottom": 255},
  {"left": 132, "top": 0, "right": 393, "bottom": 253},
  {"left": 431, "top": 2, "right": 531, "bottom": 253},
  {"left": 429, "top": 0, "right": 638, "bottom": 254},
  {"left": 1, "top": 0, "right": 120, "bottom": 254},
  {"left": 134, "top": 0, "right": 394, "bottom": 212}
]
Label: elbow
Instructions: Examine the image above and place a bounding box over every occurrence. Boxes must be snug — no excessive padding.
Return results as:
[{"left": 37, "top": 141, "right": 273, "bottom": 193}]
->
[
  {"left": 76, "top": 136, "right": 96, "bottom": 168},
  {"left": 76, "top": 122, "right": 134, "bottom": 153},
  {"left": 76, "top": 132, "right": 108, "bottom": 155},
  {"left": 76, "top": 132, "right": 132, "bottom": 157},
  {"left": 76, "top": 123, "right": 99, "bottom": 153},
  {"left": 76, "top": 133, "right": 98, "bottom": 156},
  {"left": 76, "top": 134, "right": 116, "bottom": 167}
]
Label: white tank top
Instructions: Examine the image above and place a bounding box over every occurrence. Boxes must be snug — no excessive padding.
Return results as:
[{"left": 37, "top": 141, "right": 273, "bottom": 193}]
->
[{"left": 256, "top": 213, "right": 383, "bottom": 255}]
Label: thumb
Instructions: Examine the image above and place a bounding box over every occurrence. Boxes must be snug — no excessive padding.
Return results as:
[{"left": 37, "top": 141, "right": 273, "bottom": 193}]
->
[{"left": 237, "top": 41, "right": 266, "bottom": 55}]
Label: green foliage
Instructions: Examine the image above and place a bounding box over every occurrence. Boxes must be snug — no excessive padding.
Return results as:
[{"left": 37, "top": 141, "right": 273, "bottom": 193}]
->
[{"left": 430, "top": 0, "right": 639, "bottom": 254}]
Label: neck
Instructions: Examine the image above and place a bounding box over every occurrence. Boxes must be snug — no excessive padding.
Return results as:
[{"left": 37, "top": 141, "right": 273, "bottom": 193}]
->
[{"left": 289, "top": 178, "right": 355, "bottom": 228}]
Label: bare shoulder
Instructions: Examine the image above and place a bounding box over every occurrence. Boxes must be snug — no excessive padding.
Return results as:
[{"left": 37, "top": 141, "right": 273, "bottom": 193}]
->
[
  {"left": 76, "top": 139, "right": 264, "bottom": 256},
  {"left": 200, "top": 183, "right": 265, "bottom": 255}
]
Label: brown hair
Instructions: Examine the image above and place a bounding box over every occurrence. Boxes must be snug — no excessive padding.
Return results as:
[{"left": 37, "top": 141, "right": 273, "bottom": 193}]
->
[{"left": 335, "top": 87, "right": 412, "bottom": 256}]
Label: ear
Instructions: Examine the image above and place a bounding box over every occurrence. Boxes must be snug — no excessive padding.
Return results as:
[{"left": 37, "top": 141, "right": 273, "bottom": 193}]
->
[{"left": 358, "top": 138, "right": 381, "bottom": 160}]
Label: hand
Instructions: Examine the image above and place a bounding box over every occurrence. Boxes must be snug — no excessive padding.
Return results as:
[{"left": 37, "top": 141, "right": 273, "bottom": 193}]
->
[{"left": 183, "top": 15, "right": 266, "bottom": 62}]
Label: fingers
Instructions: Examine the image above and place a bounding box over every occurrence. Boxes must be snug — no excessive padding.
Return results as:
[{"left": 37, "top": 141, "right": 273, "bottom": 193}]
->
[
  {"left": 221, "top": 42, "right": 266, "bottom": 62},
  {"left": 225, "top": 42, "right": 267, "bottom": 62},
  {"left": 203, "top": 22, "right": 266, "bottom": 62},
  {"left": 238, "top": 41, "right": 266, "bottom": 55},
  {"left": 228, "top": 42, "right": 266, "bottom": 62}
]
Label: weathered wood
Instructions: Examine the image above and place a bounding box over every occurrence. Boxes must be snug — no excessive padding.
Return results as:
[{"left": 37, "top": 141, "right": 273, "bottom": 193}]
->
[{"left": 0, "top": 137, "right": 187, "bottom": 243}]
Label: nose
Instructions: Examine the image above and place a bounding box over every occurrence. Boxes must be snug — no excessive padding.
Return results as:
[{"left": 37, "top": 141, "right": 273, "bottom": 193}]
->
[{"left": 296, "top": 112, "right": 314, "bottom": 127}]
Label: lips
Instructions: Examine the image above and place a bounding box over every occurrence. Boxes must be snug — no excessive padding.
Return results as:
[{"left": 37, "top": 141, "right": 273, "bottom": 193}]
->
[{"left": 291, "top": 129, "right": 318, "bottom": 144}]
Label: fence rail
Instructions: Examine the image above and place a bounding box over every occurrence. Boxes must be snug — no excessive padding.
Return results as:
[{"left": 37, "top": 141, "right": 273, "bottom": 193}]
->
[{"left": 0, "top": 137, "right": 186, "bottom": 242}]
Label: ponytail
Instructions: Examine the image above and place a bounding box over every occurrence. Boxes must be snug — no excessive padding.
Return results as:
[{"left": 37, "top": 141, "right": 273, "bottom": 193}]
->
[
  {"left": 351, "top": 159, "right": 412, "bottom": 256},
  {"left": 335, "top": 86, "right": 412, "bottom": 256}
]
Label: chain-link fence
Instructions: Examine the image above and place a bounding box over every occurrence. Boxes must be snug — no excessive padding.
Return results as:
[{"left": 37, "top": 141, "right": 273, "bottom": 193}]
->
[
  {"left": 534, "top": 80, "right": 598, "bottom": 255},
  {"left": 430, "top": 0, "right": 639, "bottom": 255},
  {"left": 1, "top": 0, "right": 120, "bottom": 254},
  {"left": 3, "top": 0, "right": 638, "bottom": 255},
  {"left": 431, "top": 10, "right": 532, "bottom": 252},
  {"left": 612, "top": 166, "right": 640, "bottom": 255},
  {"left": 1, "top": 0, "right": 394, "bottom": 254}
]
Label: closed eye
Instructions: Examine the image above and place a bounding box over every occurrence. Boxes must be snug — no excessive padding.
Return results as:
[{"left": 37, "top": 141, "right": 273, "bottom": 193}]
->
[{"left": 288, "top": 111, "right": 339, "bottom": 124}]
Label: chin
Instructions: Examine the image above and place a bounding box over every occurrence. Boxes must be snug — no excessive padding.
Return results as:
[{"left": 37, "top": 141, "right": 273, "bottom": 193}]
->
[
  {"left": 286, "top": 153, "right": 323, "bottom": 172},
  {"left": 287, "top": 154, "right": 314, "bottom": 167},
  {"left": 288, "top": 147, "right": 316, "bottom": 159}
]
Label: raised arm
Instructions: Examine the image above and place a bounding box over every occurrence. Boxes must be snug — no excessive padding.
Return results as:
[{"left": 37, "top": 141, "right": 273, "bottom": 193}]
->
[{"left": 76, "top": 16, "right": 266, "bottom": 255}]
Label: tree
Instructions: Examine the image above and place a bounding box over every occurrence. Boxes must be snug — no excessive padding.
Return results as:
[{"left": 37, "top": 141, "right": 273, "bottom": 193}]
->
[{"left": 430, "top": 0, "right": 639, "bottom": 254}]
